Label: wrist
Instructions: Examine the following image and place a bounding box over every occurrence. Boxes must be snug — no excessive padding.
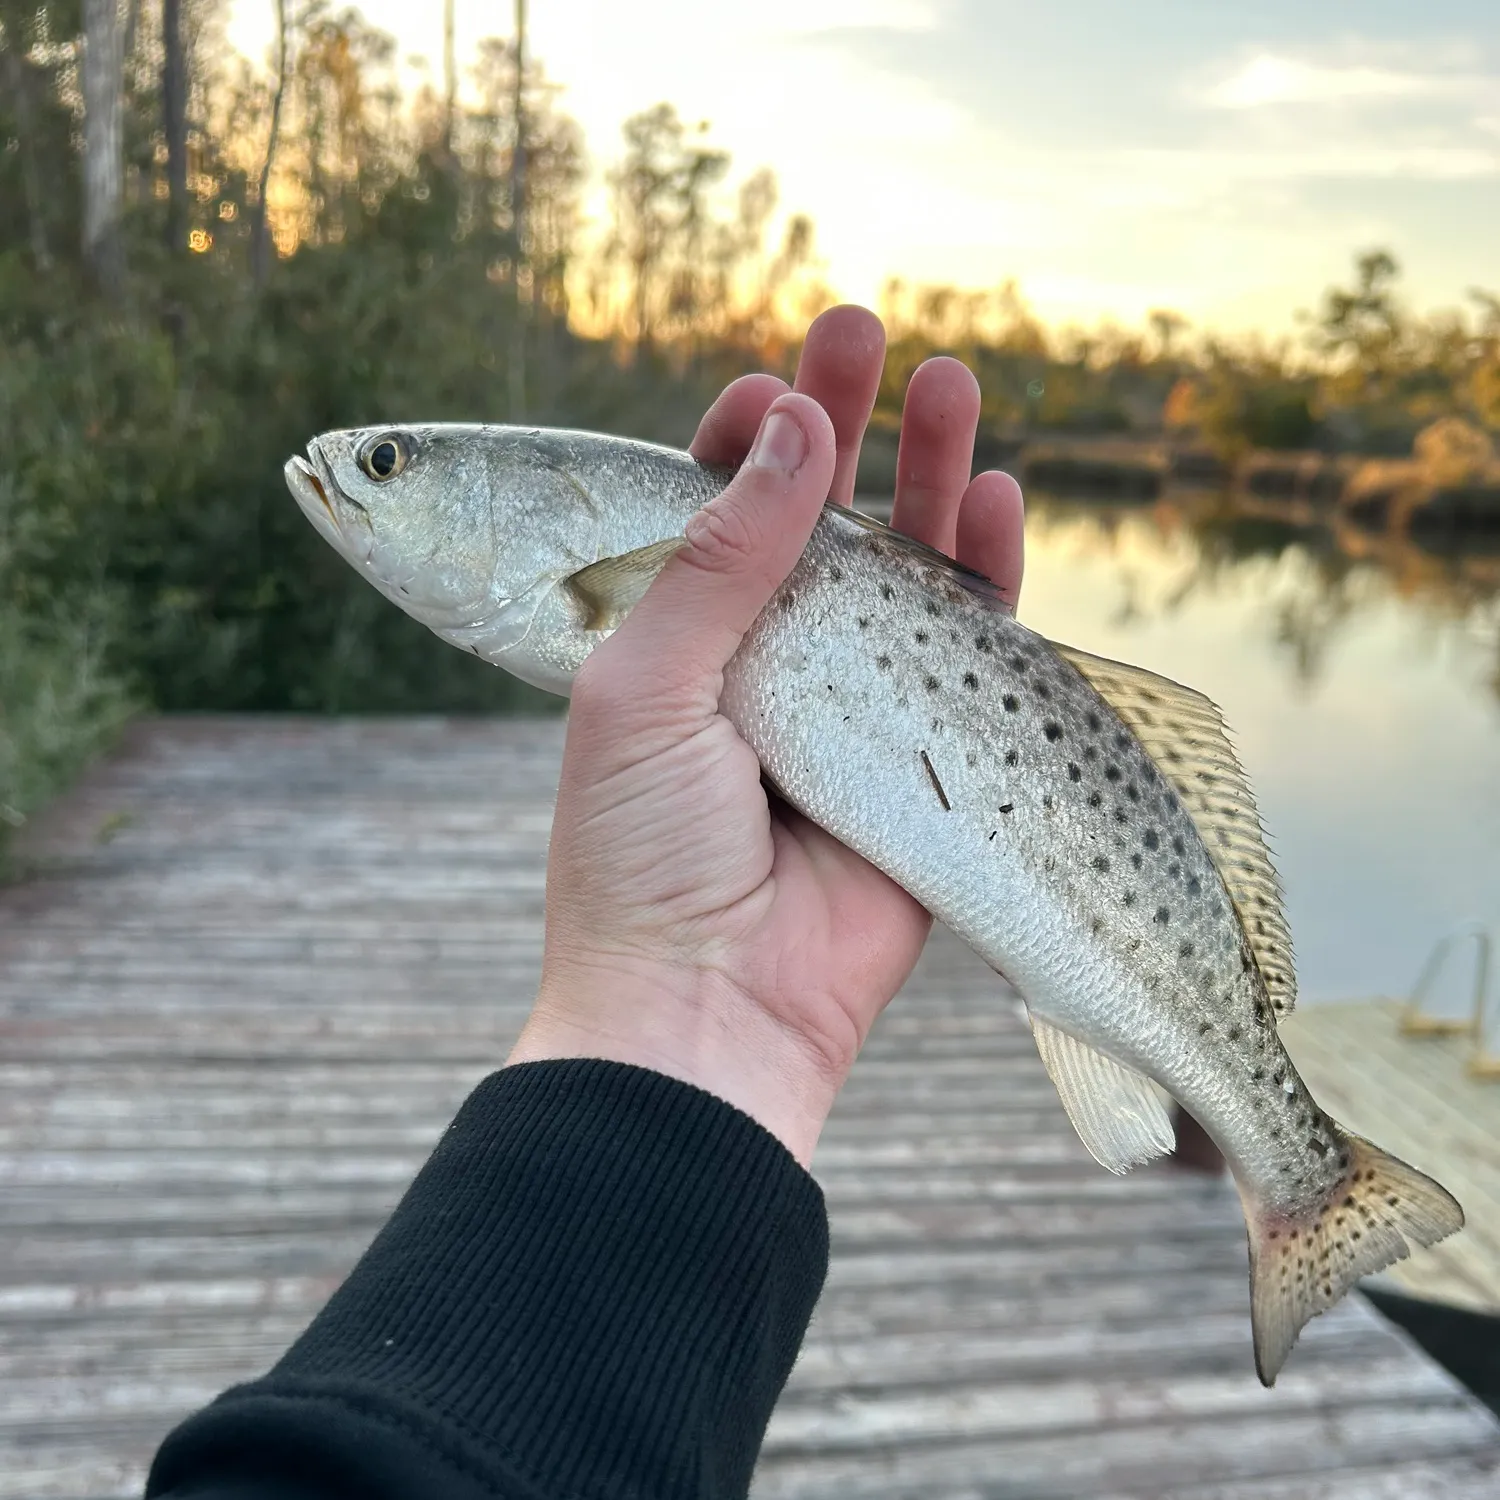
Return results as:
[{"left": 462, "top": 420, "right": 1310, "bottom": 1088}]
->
[{"left": 506, "top": 955, "right": 845, "bottom": 1166}]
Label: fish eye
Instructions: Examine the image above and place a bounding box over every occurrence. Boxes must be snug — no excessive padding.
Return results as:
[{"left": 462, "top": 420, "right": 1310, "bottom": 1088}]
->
[{"left": 359, "top": 434, "right": 410, "bottom": 482}]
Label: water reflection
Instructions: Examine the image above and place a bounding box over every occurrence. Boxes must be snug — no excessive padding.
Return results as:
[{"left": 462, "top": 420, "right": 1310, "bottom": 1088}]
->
[{"left": 1016, "top": 495, "right": 1500, "bottom": 1006}]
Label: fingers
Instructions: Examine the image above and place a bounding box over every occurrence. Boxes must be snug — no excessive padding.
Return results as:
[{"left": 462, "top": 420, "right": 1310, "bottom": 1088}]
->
[
  {"left": 690, "top": 372, "right": 790, "bottom": 467},
  {"left": 955, "top": 470, "right": 1026, "bottom": 613},
  {"left": 792, "top": 305, "right": 885, "bottom": 506},
  {"left": 591, "top": 394, "right": 838, "bottom": 716},
  {"left": 890, "top": 357, "right": 981, "bottom": 556}
]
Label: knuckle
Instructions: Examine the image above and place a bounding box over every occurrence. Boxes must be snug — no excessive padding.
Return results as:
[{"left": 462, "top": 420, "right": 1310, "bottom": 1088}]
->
[{"left": 683, "top": 493, "right": 766, "bottom": 574}]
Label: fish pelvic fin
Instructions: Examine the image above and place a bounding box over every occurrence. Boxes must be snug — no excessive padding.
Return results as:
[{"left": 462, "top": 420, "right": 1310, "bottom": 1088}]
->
[
  {"left": 1028, "top": 1013, "right": 1176, "bottom": 1174},
  {"left": 1245, "top": 1130, "right": 1465, "bottom": 1387}
]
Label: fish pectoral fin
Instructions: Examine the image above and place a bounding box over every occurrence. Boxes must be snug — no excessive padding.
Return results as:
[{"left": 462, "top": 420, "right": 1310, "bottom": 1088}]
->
[
  {"left": 565, "top": 537, "right": 687, "bottom": 631},
  {"left": 1027, "top": 1013, "right": 1176, "bottom": 1174},
  {"left": 1052, "top": 642, "right": 1297, "bottom": 1022}
]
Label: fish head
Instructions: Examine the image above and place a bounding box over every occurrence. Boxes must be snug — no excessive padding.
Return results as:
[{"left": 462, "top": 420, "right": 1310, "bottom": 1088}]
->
[{"left": 285, "top": 423, "right": 612, "bottom": 694}]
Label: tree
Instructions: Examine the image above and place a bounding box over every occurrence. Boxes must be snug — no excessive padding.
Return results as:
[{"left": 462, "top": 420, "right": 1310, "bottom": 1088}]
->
[
  {"left": 604, "top": 104, "right": 729, "bottom": 351},
  {"left": 250, "top": 0, "right": 290, "bottom": 285},
  {"left": 1316, "top": 250, "right": 1403, "bottom": 373},
  {"left": 81, "top": 0, "right": 125, "bottom": 291},
  {"left": 161, "top": 0, "right": 188, "bottom": 254},
  {"left": 0, "top": 8, "right": 52, "bottom": 270}
]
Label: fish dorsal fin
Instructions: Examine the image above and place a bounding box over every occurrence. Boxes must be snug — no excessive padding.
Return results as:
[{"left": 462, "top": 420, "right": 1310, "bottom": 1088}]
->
[
  {"left": 1028, "top": 1013, "right": 1176, "bottom": 1173},
  {"left": 828, "top": 505, "right": 1012, "bottom": 609},
  {"left": 566, "top": 537, "right": 686, "bottom": 630},
  {"left": 1054, "top": 644, "right": 1297, "bottom": 1020}
]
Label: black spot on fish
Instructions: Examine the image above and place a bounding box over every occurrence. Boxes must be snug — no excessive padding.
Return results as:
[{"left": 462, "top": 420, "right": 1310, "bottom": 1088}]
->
[
  {"left": 1126, "top": 783, "right": 1140, "bottom": 802},
  {"left": 962, "top": 670, "right": 979, "bottom": 690},
  {"left": 1084, "top": 745, "right": 1099, "bottom": 761},
  {"left": 1035, "top": 681, "right": 1052, "bottom": 699},
  {"left": 915, "top": 630, "right": 929, "bottom": 644},
  {"left": 1009, "top": 655, "right": 1026, "bottom": 672},
  {"left": 829, "top": 567, "right": 843, "bottom": 582},
  {"left": 1143, "top": 829, "right": 1160, "bottom": 850},
  {"left": 1186, "top": 876, "right": 1202, "bottom": 896},
  {"left": 1088, "top": 791, "right": 1103, "bottom": 808},
  {"left": 880, "top": 584, "right": 894, "bottom": 601},
  {"left": 1114, "top": 732, "right": 1130, "bottom": 750},
  {"left": 999, "top": 802, "right": 1014, "bottom": 815},
  {"left": 1003, "top": 694, "right": 1019, "bottom": 712},
  {"left": 925, "top": 600, "right": 940, "bottom": 617},
  {"left": 1227, "top": 1025, "right": 1241, "bottom": 1041},
  {"left": 1044, "top": 721, "right": 1063, "bottom": 742},
  {"left": 1199, "top": 1021, "right": 1213, "bottom": 1035},
  {"left": 1114, "top": 805, "right": 1128, "bottom": 824},
  {"left": 975, "top": 634, "right": 991, "bottom": 651},
  {"left": 1092, "top": 855, "right": 1110, "bottom": 872},
  {"left": 1180, "top": 941, "right": 1195, "bottom": 958},
  {"left": 1154, "top": 906, "right": 1171, "bottom": 925},
  {"left": 1130, "top": 851, "right": 1142, "bottom": 869},
  {"left": 1105, "top": 764, "right": 1122, "bottom": 782},
  {"left": 924, "top": 676, "right": 940, "bottom": 692},
  {"left": 1004, "top": 749, "right": 1018, "bottom": 766},
  {"left": 1086, "top": 712, "right": 1102, "bottom": 731},
  {"left": 1123, "top": 891, "right": 1136, "bottom": 907},
  {"left": 857, "top": 616, "right": 870, "bottom": 629},
  {"left": 1043, "top": 793, "right": 1055, "bottom": 811},
  {"left": 1172, "top": 835, "right": 1186, "bottom": 856},
  {"left": 876, "top": 655, "right": 892, "bottom": 670},
  {"left": 1068, "top": 763, "right": 1082, "bottom": 781}
]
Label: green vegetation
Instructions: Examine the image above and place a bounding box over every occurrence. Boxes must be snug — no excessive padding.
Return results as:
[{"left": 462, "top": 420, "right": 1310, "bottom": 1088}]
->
[{"left": 2, "top": 3, "right": 1496, "bottom": 839}]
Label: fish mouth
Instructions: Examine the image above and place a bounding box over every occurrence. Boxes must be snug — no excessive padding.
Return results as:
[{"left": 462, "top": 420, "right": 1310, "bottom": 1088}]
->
[{"left": 284, "top": 449, "right": 372, "bottom": 561}]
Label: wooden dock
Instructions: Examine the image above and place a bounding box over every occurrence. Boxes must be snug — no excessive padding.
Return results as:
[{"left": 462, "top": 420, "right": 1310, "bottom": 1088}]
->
[{"left": 3, "top": 717, "right": 1498, "bottom": 1499}]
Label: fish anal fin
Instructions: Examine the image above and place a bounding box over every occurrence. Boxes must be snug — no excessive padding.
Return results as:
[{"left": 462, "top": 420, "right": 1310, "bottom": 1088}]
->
[
  {"left": 1053, "top": 643, "right": 1298, "bottom": 1021},
  {"left": 1028, "top": 1013, "right": 1176, "bottom": 1174},
  {"left": 1245, "top": 1129, "right": 1465, "bottom": 1385},
  {"left": 566, "top": 537, "right": 686, "bottom": 630}
]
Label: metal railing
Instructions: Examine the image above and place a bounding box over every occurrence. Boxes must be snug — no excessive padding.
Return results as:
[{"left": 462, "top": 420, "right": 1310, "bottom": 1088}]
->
[{"left": 1398, "top": 921, "right": 1499, "bottom": 1079}]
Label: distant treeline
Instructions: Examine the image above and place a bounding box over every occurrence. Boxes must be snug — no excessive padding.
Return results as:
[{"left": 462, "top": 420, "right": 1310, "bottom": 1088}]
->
[{"left": 1, "top": 1, "right": 1497, "bottom": 837}]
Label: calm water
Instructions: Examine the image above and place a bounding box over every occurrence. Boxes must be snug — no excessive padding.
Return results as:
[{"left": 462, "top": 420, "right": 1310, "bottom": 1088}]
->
[{"left": 1015, "top": 501, "right": 1500, "bottom": 1008}]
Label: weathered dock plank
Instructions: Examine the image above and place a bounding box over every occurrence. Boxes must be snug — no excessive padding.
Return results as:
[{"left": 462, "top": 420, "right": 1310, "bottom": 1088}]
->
[{"left": 2, "top": 717, "right": 1497, "bottom": 1499}]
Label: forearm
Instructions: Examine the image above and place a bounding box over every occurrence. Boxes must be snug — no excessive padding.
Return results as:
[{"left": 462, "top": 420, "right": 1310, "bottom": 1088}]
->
[{"left": 146, "top": 1060, "right": 828, "bottom": 1500}]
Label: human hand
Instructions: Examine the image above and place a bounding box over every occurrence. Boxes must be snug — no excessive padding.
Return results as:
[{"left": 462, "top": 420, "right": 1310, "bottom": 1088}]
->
[{"left": 507, "top": 306, "right": 1025, "bottom": 1164}]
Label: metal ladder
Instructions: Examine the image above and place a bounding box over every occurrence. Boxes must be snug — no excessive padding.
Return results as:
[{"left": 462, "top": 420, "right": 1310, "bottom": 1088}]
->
[{"left": 1398, "top": 921, "right": 1500, "bottom": 1079}]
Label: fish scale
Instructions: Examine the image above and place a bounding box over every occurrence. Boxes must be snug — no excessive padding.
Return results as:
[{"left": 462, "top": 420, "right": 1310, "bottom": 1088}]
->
[{"left": 284, "top": 421, "right": 1464, "bottom": 1385}]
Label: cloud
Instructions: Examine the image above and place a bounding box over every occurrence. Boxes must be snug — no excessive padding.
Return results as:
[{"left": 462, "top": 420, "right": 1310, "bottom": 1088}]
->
[{"left": 1203, "top": 54, "right": 1469, "bottom": 110}]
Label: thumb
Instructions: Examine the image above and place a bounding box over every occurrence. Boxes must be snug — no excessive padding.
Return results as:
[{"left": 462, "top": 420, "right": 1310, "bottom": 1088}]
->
[{"left": 590, "top": 393, "right": 837, "bottom": 713}]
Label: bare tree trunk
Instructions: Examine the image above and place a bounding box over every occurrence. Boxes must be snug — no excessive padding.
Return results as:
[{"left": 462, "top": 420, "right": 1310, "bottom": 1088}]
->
[
  {"left": 442, "top": 0, "right": 456, "bottom": 154},
  {"left": 82, "top": 0, "right": 125, "bottom": 291},
  {"left": 250, "top": 0, "right": 288, "bottom": 287},
  {"left": 508, "top": 0, "right": 527, "bottom": 419},
  {"left": 1, "top": 39, "right": 52, "bottom": 270},
  {"left": 161, "top": 0, "right": 188, "bottom": 253}
]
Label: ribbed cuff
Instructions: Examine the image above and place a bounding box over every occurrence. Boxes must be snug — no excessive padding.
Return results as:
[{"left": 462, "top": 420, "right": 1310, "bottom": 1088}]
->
[{"left": 147, "top": 1060, "right": 829, "bottom": 1500}]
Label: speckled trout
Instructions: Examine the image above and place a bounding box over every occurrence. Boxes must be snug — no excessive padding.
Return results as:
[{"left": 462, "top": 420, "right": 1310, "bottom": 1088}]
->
[{"left": 285, "top": 423, "right": 1462, "bottom": 1383}]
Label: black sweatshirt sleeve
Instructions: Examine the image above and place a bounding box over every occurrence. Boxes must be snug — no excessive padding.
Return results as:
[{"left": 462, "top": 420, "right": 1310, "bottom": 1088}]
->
[{"left": 145, "top": 1059, "right": 829, "bottom": 1500}]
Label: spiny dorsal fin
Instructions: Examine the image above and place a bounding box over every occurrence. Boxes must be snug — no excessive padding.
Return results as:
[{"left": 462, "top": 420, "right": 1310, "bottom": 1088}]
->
[
  {"left": 1028, "top": 1013, "right": 1177, "bottom": 1173},
  {"left": 565, "top": 537, "right": 686, "bottom": 630},
  {"left": 1053, "top": 644, "right": 1297, "bottom": 1020}
]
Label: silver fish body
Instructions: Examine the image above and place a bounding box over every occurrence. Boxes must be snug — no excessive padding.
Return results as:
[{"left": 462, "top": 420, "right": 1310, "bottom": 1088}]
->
[{"left": 286, "top": 422, "right": 1463, "bottom": 1384}]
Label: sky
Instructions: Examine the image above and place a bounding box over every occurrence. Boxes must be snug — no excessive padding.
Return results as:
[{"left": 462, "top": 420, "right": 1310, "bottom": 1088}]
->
[{"left": 224, "top": 0, "right": 1500, "bottom": 337}]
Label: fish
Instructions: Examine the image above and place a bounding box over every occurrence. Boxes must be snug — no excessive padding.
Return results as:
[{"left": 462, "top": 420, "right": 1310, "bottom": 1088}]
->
[{"left": 285, "top": 422, "right": 1464, "bottom": 1384}]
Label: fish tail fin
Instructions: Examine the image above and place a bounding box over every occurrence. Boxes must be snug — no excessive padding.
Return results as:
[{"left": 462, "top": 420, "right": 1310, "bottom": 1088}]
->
[{"left": 1245, "top": 1129, "right": 1463, "bottom": 1386}]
